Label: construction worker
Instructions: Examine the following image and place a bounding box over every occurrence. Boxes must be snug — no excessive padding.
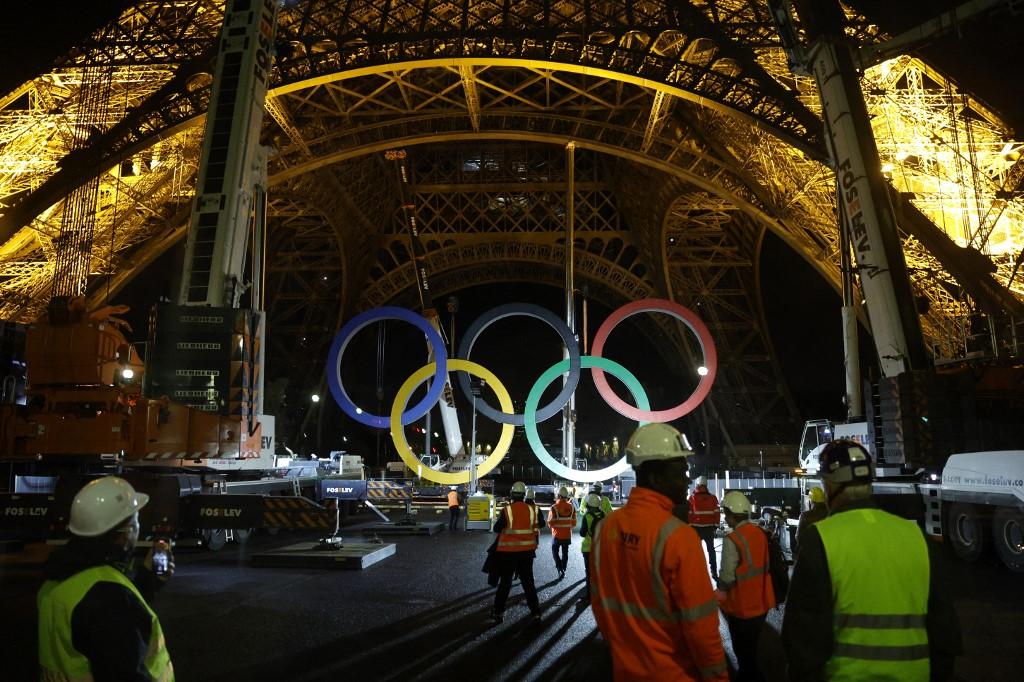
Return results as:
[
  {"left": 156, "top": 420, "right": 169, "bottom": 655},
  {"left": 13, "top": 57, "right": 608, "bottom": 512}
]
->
[
  {"left": 716, "top": 491, "right": 776, "bottom": 682},
  {"left": 548, "top": 486, "right": 577, "bottom": 581},
  {"left": 447, "top": 486, "right": 461, "bottom": 531},
  {"left": 688, "top": 476, "right": 722, "bottom": 579},
  {"left": 781, "top": 440, "right": 961, "bottom": 681},
  {"left": 579, "top": 480, "right": 614, "bottom": 515},
  {"left": 38, "top": 477, "right": 174, "bottom": 681},
  {"left": 591, "top": 423, "right": 728, "bottom": 681},
  {"left": 491, "top": 481, "right": 545, "bottom": 623},
  {"left": 795, "top": 486, "right": 828, "bottom": 552},
  {"left": 578, "top": 492, "right": 606, "bottom": 602}
]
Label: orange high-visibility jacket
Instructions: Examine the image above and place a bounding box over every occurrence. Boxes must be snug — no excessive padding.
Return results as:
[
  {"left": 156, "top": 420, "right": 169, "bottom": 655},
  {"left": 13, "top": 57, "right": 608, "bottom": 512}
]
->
[
  {"left": 548, "top": 499, "right": 577, "bottom": 540},
  {"left": 592, "top": 487, "right": 728, "bottom": 682},
  {"left": 497, "top": 501, "right": 539, "bottom": 552},
  {"left": 721, "top": 521, "right": 776, "bottom": 619},
  {"left": 688, "top": 487, "right": 721, "bottom": 527},
  {"left": 447, "top": 490, "right": 459, "bottom": 508}
]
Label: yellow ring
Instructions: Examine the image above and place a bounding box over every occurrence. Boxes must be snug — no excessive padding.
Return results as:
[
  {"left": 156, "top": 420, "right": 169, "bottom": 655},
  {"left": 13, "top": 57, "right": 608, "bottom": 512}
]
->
[{"left": 390, "top": 360, "right": 514, "bottom": 485}]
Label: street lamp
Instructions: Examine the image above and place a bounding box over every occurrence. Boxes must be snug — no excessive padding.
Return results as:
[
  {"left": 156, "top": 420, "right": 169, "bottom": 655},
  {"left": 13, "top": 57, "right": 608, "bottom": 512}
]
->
[
  {"left": 469, "top": 378, "right": 485, "bottom": 495},
  {"left": 311, "top": 393, "right": 320, "bottom": 403},
  {"left": 697, "top": 366, "right": 709, "bottom": 376}
]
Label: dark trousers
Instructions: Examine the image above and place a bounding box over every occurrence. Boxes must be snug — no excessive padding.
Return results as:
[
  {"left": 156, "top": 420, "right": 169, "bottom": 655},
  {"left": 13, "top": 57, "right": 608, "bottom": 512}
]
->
[
  {"left": 448, "top": 506, "right": 459, "bottom": 530},
  {"left": 551, "top": 537, "right": 570, "bottom": 572},
  {"left": 726, "top": 613, "right": 767, "bottom": 682},
  {"left": 581, "top": 550, "right": 592, "bottom": 598},
  {"left": 493, "top": 553, "right": 540, "bottom": 614},
  {"left": 694, "top": 525, "right": 718, "bottom": 577}
]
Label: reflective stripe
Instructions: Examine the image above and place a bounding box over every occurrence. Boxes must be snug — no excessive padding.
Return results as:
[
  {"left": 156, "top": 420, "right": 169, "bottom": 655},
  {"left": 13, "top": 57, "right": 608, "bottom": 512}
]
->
[
  {"left": 501, "top": 539, "right": 538, "bottom": 546},
  {"left": 699, "top": 659, "right": 728, "bottom": 678},
  {"left": 835, "top": 614, "right": 927, "bottom": 629},
  {"left": 503, "top": 529, "right": 535, "bottom": 535},
  {"left": 652, "top": 517, "right": 685, "bottom": 616},
  {"left": 598, "top": 596, "right": 718, "bottom": 624},
  {"left": 833, "top": 642, "right": 930, "bottom": 661},
  {"left": 727, "top": 527, "right": 767, "bottom": 582}
]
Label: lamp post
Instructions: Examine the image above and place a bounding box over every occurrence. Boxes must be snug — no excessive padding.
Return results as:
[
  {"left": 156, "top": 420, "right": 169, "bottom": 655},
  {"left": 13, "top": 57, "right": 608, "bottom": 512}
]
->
[{"left": 469, "top": 378, "right": 484, "bottom": 494}]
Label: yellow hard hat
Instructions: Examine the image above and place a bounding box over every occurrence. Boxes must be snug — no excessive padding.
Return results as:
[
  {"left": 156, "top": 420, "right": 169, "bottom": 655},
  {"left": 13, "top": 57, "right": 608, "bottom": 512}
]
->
[
  {"left": 625, "top": 423, "right": 693, "bottom": 467},
  {"left": 808, "top": 487, "right": 826, "bottom": 504},
  {"left": 510, "top": 481, "right": 527, "bottom": 497},
  {"left": 557, "top": 486, "right": 570, "bottom": 498}
]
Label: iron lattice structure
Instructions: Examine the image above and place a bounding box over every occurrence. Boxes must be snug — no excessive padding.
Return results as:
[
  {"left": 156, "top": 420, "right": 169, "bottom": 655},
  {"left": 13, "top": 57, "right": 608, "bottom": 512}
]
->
[{"left": 1, "top": 1, "right": 1022, "bottom": 452}]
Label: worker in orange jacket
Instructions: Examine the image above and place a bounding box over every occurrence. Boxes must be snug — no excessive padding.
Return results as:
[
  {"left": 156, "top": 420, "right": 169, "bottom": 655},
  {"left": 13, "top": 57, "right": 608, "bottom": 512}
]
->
[
  {"left": 447, "top": 486, "right": 461, "bottom": 531},
  {"left": 491, "top": 481, "right": 545, "bottom": 623},
  {"left": 688, "top": 476, "right": 721, "bottom": 579},
  {"left": 548, "top": 486, "right": 577, "bottom": 581},
  {"left": 715, "top": 491, "right": 776, "bottom": 682},
  {"left": 591, "top": 424, "right": 728, "bottom": 681}
]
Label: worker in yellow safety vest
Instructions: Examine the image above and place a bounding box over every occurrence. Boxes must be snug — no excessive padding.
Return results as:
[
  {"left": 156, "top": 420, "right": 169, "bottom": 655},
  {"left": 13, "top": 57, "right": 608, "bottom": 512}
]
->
[
  {"left": 38, "top": 477, "right": 175, "bottom": 681},
  {"left": 782, "top": 440, "right": 961, "bottom": 681},
  {"left": 491, "top": 481, "right": 545, "bottom": 623}
]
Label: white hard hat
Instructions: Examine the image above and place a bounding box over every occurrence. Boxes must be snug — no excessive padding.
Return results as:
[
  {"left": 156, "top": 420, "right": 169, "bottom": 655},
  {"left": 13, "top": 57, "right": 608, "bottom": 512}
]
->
[
  {"left": 585, "top": 493, "right": 601, "bottom": 508},
  {"left": 694, "top": 476, "right": 708, "bottom": 487},
  {"left": 68, "top": 477, "right": 149, "bottom": 537},
  {"left": 625, "top": 423, "right": 693, "bottom": 467},
  {"left": 558, "top": 486, "right": 569, "bottom": 498},
  {"left": 510, "top": 481, "right": 527, "bottom": 497},
  {"left": 590, "top": 481, "right": 604, "bottom": 492},
  {"left": 721, "top": 491, "right": 752, "bottom": 515},
  {"left": 525, "top": 488, "right": 536, "bottom": 500},
  {"left": 450, "top": 486, "right": 457, "bottom": 491}
]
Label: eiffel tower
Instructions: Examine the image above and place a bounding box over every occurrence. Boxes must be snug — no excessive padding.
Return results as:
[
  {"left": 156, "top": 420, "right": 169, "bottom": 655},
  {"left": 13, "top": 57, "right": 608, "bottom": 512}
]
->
[{"left": 0, "top": 1, "right": 1022, "bottom": 458}]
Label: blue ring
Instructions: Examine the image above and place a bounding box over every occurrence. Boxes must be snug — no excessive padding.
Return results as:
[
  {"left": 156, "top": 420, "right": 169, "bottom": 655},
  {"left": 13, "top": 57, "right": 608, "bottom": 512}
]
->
[
  {"left": 327, "top": 307, "right": 447, "bottom": 428},
  {"left": 457, "top": 302, "right": 581, "bottom": 426}
]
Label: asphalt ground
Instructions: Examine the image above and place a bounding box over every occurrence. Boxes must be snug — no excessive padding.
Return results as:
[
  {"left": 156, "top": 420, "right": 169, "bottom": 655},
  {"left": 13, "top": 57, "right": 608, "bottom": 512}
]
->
[{"left": 1, "top": 513, "right": 1022, "bottom": 681}]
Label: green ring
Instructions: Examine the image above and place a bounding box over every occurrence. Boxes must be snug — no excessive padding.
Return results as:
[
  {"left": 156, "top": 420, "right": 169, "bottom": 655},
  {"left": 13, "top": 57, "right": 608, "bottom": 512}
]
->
[{"left": 524, "top": 355, "right": 650, "bottom": 483}]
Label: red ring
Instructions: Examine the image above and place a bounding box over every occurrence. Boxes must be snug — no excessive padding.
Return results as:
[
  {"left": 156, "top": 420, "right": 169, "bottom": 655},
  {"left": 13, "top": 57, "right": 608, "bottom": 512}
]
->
[{"left": 590, "top": 298, "right": 717, "bottom": 422}]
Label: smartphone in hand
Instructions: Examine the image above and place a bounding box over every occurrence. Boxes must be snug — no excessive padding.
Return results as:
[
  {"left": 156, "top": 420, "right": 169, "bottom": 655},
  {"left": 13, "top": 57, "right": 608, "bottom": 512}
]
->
[{"left": 152, "top": 541, "right": 170, "bottom": 576}]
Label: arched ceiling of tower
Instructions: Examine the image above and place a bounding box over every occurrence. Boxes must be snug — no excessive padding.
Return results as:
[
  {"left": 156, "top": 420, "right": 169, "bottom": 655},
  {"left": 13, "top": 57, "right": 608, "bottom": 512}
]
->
[{"left": 1, "top": 1, "right": 1023, "bottom": 448}]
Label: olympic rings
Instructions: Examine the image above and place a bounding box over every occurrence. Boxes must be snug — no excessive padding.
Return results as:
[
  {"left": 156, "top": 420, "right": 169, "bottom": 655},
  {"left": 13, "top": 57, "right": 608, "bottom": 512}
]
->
[
  {"left": 524, "top": 356, "right": 650, "bottom": 483},
  {"left": 591, "top": 298, "right": 717, "bottom": 422},
  {"left": 457, "top": 303, "right": 581, "bottom": 426},
  {"left": 391, "top": 360, "right": 514, "bottom": 485},
  {"left": 327, "top": 306, "right": 448, "bottom": 428}
]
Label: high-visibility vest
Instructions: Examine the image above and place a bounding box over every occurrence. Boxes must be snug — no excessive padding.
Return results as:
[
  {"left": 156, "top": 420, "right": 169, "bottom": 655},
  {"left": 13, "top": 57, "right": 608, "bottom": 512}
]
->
[
  {"left": 496, "top": 501, "right": 539, "bottom": 552},
  {"left": 688, "top": 489, "right": 721, "bottom": 527},
  {"left": 447, "top": 490, "right": 459, "bottom": 508},
  {"left": 581, "top": 509, "right": 605, "bottom": 552},
  {"left": 548, "top": 500, "right": 577, "bottom": 540},
  {"left": 816, "top": 508, "right": 930, "bottom": 681},
  {"left": 38, "top": 564, "right": 174, "bottom": 682},
  {"left": 580, "top": 494, "right": 613, "bottom": 516},
  {"left": 591, "top": 487, "right": 728, "bottom": 681},
  {"left": 720, "top": 521, "right": 775, "bottom": 618}
]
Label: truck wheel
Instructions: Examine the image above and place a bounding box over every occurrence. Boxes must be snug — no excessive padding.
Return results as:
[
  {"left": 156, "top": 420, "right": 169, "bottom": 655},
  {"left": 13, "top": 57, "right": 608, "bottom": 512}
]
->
[
  {"left": 991, "top": 507, "right": 1024, "bottom": 573},
  {"left": 202, "top": 529, "right": 227, "bottom": 551},
  {"left": 948, "top": 503, "right": 985, "bottom": 563}
]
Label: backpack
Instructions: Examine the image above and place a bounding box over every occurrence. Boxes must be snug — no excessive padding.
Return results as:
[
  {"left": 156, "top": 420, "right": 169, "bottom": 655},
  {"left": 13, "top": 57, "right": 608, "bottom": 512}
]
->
[{"left": 764, "top": 527, "right": 790, "bottom": 604}]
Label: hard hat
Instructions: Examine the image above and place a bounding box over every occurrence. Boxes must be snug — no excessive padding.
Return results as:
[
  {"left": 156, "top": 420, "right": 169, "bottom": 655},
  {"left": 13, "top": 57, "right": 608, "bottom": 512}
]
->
[
  {"left": 819, "top": 440, "right": 873, "bottom": 485},
  {"left": 694, "top": 476, "right": 708, "bottom": 487},
  {"left": 808, "top": 487, "right": 826, "bottom": 504},
  {"left": 585, "top": 493, "right": 601, "bottom": 508},
  {"left": 450, "top": 486, "right": 457, "bottom": 491},
  {"left": 68, "top": 477, "right": 149, "bottom": 538},
  {"left": 721, "top": 491, "right": 752, "bottom": 515},
  {"left": 525, "top": 488, "right": 536, "bottom": 501},
  {"left": 510, "top": 481, "right": 527, "bottom": 497},
  {"left": 558, "top": 486, "right": 569, "bottom": 498},
  {"left": 590, "top": 481, "right": 603, "bottom": 493},
  {"left": 625, "top": 423, "right": 693, "bottom": 467}
]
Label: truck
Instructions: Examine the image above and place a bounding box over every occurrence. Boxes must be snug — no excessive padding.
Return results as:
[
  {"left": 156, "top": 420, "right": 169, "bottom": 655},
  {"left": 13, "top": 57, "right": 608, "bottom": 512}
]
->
[
  {"left": 797, "top": 408, "right": 1024, "bottom": 573},
  {"left": 0, "top": 0, "right": 337, "bottom": 547}
]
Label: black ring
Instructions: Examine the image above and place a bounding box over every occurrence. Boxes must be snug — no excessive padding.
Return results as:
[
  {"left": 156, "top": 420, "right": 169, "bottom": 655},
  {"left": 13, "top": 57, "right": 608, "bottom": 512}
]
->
[{"left": 457, "top": 303, "right": 581, "bottom": 426}]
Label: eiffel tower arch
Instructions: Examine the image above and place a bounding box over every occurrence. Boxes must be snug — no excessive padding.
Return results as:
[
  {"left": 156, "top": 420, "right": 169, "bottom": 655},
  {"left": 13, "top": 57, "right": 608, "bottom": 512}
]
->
[{"left": 1, "top": 1, "right": 1022, "bottom": 457}]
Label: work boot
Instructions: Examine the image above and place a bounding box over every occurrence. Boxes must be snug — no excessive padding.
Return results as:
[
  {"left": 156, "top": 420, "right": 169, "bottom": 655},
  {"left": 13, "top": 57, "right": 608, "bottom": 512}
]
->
[
  {"left": 531, "top": 610, "right": 542, "bottom": 623},
  {"left": 490, "top": 609, "right": 503, "bottom": 624},
  {"left": 557, "top": 570, "right": 565, "bottom": 581}
]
